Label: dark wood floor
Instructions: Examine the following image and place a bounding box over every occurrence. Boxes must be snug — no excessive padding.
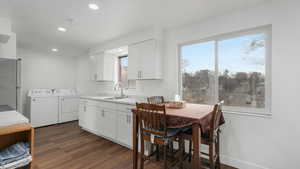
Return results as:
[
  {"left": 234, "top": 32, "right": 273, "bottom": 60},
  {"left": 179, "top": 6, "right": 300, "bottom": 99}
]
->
[{"left": 33, "top": 122, "right": 235, "bottom": 169}]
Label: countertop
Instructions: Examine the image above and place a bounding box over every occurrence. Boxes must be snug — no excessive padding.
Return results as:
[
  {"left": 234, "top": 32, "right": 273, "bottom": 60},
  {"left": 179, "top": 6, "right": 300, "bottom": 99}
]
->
[{"left": 80, "top": 96, "right": 146, "bottom": 106}]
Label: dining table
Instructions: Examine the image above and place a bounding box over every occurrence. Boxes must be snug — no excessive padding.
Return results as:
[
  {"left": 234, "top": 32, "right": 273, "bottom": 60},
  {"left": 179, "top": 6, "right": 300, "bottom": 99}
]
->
[{"left": 132, "top": 103, "right": 225, "bottom": 169}]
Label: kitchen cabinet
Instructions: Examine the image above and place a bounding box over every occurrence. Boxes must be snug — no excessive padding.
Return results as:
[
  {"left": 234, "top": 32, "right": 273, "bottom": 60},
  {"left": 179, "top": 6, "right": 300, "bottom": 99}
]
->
[
  {"left": 79, "top": 100, "right": 99, "bottom": 132},
  {"left": 84, "top": 105, "right": 99, "bottom": 132},
  {"left": 59, "top": 97, "right": 79, "bottom": 123},
  {"left": 90, "top": 52, "right": 115, "bottom": 81},
  {"left": 79, "top": 99, "right": 134, "bottom": 148},
  {"left": 0, "top": 33, "right": 16, "bottom": 59},
  {"left": 128, "top": 39, "right": 162, "bottom": 80},
  {"left": 78, "top": 101, "right": 87, "bottom": 128},
  {"left": 117, "top": 112, "right": 132, "bottom": 147},
  {"left": 97, "top": 108, "right": 117, "bottom": 139}
]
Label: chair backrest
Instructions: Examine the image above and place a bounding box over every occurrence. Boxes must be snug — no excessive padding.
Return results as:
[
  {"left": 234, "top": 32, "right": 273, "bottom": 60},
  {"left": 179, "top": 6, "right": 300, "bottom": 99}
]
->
[
  {"left": 209, "top": 101, "right": 224, "bottom": 139},
  {"left": 136, "top": 103, "right": 167, "bottom": 137},
  {"left": 147, "top": 96, "right": 165, "bottom": 104}
]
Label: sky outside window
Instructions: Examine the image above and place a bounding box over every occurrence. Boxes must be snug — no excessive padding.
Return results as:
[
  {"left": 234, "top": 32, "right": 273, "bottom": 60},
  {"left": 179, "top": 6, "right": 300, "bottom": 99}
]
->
[{"left": 181, "top": 33, "right": 265, "bottom": 74}]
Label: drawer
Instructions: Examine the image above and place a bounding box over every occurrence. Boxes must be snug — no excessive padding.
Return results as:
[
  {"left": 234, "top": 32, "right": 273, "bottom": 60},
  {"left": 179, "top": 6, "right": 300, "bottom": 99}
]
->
[
  {"left": 98, "top": 101, "right": 117, "bottom": 110},
  {"left": 86, "top": 100, "right": 100, "bottom": 107},
  {"left": 117, "top": 104, "right": 135, "bottom": 113},
  {"left": 80, "top": 99, "right": 88, "bottom": 104}
]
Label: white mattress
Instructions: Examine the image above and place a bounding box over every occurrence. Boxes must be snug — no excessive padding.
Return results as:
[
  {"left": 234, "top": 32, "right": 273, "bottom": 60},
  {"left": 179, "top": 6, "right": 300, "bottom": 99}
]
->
[{"left": 0, "top": 111, "right": 29, "bottom": 127}]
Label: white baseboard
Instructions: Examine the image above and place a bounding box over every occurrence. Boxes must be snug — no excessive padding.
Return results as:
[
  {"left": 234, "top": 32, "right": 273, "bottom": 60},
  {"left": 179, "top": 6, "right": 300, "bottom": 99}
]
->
[{"left": 221, "top": 155, "right": 269, "bottom": 169}]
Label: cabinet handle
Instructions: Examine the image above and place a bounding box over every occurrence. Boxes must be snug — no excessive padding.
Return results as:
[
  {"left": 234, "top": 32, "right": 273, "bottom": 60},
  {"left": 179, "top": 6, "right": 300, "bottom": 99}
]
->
[{"left": 84, "top": 106, "right": 86, "bottom": 112}]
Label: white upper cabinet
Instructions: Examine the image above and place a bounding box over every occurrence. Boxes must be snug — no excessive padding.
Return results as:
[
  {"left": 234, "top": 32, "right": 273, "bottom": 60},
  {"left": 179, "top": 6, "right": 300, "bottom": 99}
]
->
[
  {"left": 128, "top": 39, "right": 162, "bottom": 80},
  {"left": 0, "top": 32, "right": 16, "bottom": 60},
  {"left": 0, "top": 18, "right": 16, "bottom": 59},
  {"left": 90, "top": 52, "right": 115, "bottom": 81}
]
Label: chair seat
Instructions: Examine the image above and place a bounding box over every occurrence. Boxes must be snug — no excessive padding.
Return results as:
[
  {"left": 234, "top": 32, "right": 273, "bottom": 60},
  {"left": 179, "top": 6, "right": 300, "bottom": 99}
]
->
[{"left": 144, "top": 128, "right": 182, "bottom": 138}]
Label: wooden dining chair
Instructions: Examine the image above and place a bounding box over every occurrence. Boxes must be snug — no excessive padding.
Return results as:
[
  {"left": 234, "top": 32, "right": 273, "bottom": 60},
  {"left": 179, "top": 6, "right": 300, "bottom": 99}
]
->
[
  {"left": 136, "top": 103, "right": 182, "bottom": 169},
  {"left": 147, "top": 96, "right": 165, "bottom": 104},
  {"left": 147, "top": 96, "right": 166, "bottom": 160},
  {"left": 181, "top": 101, "right": 223, "bottom": 169}
]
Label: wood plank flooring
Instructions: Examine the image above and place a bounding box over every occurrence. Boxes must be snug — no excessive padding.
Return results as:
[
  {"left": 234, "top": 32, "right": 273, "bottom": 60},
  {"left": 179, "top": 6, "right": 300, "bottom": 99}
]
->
[{"left": 33, "top": 122, "right": 235, "bottom": 169}]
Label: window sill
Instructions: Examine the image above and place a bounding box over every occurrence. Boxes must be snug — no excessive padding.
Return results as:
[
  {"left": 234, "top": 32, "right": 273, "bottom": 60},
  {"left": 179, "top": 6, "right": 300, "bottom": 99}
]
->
[{"left": 223, "top": 110, "right": 272, "bottom": 118}]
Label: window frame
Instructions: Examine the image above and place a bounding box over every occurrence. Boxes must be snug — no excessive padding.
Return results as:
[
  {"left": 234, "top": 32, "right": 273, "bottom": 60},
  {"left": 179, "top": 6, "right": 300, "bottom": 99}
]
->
[
  {"left": 178, "top": 25, "right": 272, "bottom": 116},
  {"left": 117, "top": 55, "right": 136, "bottom": 89},
  {"left": 117, "top": 55, "right": 128, "bottom": 83}
]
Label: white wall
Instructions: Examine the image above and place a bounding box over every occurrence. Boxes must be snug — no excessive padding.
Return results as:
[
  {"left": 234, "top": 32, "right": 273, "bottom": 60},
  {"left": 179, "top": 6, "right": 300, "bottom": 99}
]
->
[
  {"left": 19, "top": 48, "right": 77, "bottom": 114},
  {"left": 162, "top": 0, "right": 300, "bottom": 168},
  {"left": 80, "top": 0, "right": 300, "bottom": 168}
]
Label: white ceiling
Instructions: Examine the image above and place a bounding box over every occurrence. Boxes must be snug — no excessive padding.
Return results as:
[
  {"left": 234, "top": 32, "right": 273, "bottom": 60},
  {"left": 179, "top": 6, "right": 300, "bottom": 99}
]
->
[{"left": 0, "top": 0, "right": 271, "bottom": 56}]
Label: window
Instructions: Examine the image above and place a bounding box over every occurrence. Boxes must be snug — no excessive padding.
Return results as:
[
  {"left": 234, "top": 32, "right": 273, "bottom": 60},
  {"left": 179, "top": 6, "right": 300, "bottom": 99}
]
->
[
  {"left": 118, "top": 55, "right": 136, "bottom": 89},
  {"left": 179, "top": 26, "right": 271, "bottom": 114}
]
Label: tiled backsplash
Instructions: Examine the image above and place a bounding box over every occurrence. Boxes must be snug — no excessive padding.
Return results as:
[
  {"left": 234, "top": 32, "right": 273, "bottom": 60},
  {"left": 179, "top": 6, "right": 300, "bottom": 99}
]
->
[{"left": 95, "top": 80, "right": 170, "bottom": 100}]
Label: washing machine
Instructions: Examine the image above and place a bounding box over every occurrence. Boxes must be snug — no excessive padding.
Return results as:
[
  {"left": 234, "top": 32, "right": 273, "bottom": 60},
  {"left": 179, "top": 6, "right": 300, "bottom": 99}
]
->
[
  {"left": 55, "top": 89, "right": 79, "bottom": 123},
  {"left": 27, "top": 89, "right": 59, "bottom": 127}
]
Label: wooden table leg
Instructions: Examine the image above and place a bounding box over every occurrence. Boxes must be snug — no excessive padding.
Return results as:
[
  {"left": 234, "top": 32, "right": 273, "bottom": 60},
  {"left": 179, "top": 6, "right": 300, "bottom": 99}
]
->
[
  {"left": 133, "top": 111, "right": 138, "bottom": 169},
  {"left": 192, "top": 124, "right": 202, "bottom": 169}
]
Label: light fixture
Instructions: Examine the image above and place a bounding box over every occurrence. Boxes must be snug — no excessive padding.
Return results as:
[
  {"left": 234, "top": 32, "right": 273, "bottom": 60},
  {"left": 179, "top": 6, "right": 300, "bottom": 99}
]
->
[
  {"left": 57, "top": 27, "right": 67, "bottom": 32},
  {"left": 88, "top": 3, "right": 99, "bottom": 10},
  {"left": 51, "top": 48, "right": 58, "bottom": 52}
]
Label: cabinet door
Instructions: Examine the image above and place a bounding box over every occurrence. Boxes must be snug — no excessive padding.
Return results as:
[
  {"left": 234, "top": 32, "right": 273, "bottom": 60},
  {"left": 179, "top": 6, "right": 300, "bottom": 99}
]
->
[
  {"left": 139, "top": 40, "right": 158, "bottom": 79},
  {"left": 78, "top": 102, "right": 87, "bottom": 128},
  {"left": 128, "top": 43, "right": 140, "bottom": 80},
  {"left": 85, "top": 105, "right": 99, "bottom": 132},
  {"left": 89, "top": 55, "right": 98, "bottom": 81},
  {"left": 117, "top": 112, "right": 132, "bottom": 147},
  {"left": 128, "top": 39, "right": 162, "bottom": 80},
  {"left": 102, "top": 53, "right": 115, "bottom": 81},
  {"left": 101, "top": 109, "right": 117, "bottom": 139},
  {"left": 96, "top": 53, "right": 104, "bottom": 81},
  {"left": 61, "top": 97, "right": 79, "bottom": 122},
  {"left": 1, "top": 33, "right": 16, "bottom": 59}
]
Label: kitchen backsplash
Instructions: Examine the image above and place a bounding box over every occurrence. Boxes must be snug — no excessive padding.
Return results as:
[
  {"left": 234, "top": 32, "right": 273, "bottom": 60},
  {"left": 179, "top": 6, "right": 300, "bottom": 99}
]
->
[{"left": 95, "top": 80, "right": 170, "bottom": 100}]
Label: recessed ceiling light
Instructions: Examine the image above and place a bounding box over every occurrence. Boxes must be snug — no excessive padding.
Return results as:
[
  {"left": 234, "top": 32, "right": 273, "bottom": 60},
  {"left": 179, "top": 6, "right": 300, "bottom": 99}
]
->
[
  {"left": 52, "top": 48, "right": 58, "bottom": 52},
  {"left": 57, "top": 27, "right": 67, "bottom": 32},
  {"left": 89, "top": 3, "right": 99, "bottom": 10}
]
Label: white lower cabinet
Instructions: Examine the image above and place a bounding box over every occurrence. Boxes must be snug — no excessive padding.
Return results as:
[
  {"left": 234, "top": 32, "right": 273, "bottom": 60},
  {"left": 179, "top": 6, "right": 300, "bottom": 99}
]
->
[
  {"left": 85, "top": 105, "right": 99, "bottom": 132},
  {"left": 97, "top": 108, "right": 117, "bottom": 139},
  {"left": 117, "top": 112, "right": 132, "bottom": 147},
  {"left": 79, "top": 100, "right": 99, "bottom": 133},
  {"left": 79, "top": 99, "right": 133, "bottom": 148},
  {"left": 78, "top": 101, "right": 86, "bottom": 128}
]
